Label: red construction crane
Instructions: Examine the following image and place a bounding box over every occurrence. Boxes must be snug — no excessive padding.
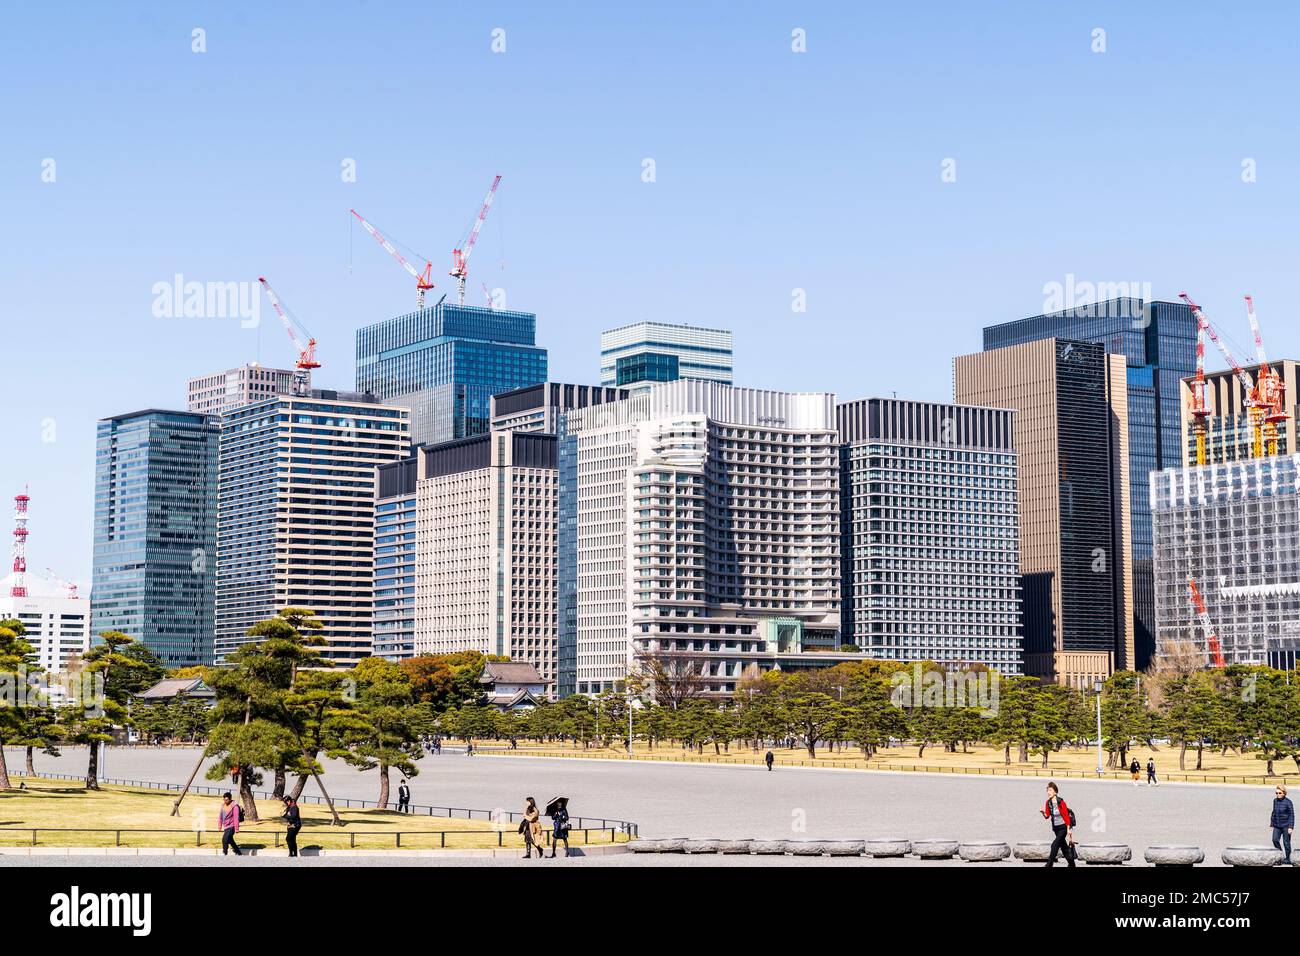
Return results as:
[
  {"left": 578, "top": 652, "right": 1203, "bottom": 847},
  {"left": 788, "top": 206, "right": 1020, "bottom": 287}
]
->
[
  {"left": 1187, "top": 578, "right": 1226, "bottom": 668},
  {"left": 1188, "top": 319, "right": 1210, "bottom": 466},
  {"left": 45, "top": 567, "right": 79, "bottom": 599},
  {"left": 258, "top": 277, "right": 319, "bottom": 395},
  {"left": 350, "top": 209, "right": 436, "bottom": 309},
  {"left": 1180, "top": 292, "right": 1262, "bottom": 457},
  {"left": 449, "top": 175, "right": 502, "bottom": 306},
  {"left": 1244, "top": 295, "right": 1288, "bottom": 457},
  {"left": 481, "top": 282, "right": 493, "bottom": 309}
]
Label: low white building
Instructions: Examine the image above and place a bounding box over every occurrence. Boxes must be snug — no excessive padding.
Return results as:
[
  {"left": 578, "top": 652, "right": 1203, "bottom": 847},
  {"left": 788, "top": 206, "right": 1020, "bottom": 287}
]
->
[{"left": 0, "top": 573, "right": 92, "bottom": 693}]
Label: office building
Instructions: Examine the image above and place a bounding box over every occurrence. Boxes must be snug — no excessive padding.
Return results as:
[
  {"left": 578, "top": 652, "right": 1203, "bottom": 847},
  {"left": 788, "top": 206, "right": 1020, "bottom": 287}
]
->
[
  {"left": 214, "top": 390, "right": 409, "bottom": 665},
  {"left": 1152, "top": 456, "right": 1300, "bottom": 666},
  {"left": 0, "top": 574, "right": 92, "bottom": 683},
  {"left": 410, "top": 431, "right": 559, "bottom": 688},
  {"left": 838, "top": 398, "right": 1022, "bottom": 673},
  {"left": 1180, "top": 359, "right": 1299, "bottom": 465},
  {"left": 559, "top": 381, "right": 846, "bottom": 698},
  {"left": 599, "top": 322, "right": 733, "bottom": 389},
  {"left": 356, "top": 302, "right": 546, "bottom": 446},
  {"left": 373, "top": 457, "right": 417, "bottom": 660},
  {"left": 955, "top": 339, "right": 1134, "bottom": 686},
  {"left": 983, "top": 297, "right": 1196, "bottom": 669},
  {"left": 187, "top": 363, "right": 305, "bottom": 417},
  {"left": 91, "top": 409, "right": 219, "bottom": 668},
  {"left": 490, "top": 382, "right": 628, "bottom": 434}
]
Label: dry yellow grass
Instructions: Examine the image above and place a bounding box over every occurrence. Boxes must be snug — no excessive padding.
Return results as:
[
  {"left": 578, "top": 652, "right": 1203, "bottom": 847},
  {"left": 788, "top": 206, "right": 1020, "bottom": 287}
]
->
[{"left": 0, "top": 780, "right": 625, "bottom": 849}]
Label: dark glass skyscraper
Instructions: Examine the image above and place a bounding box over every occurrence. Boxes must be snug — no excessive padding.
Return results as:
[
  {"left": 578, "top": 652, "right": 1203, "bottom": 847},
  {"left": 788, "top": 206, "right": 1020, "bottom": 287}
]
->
[
  {"left": 982, "top": 298, "right": 1196, "bottom": 670},
  {"left": 91, "top": 409, "right": 219, "bottom": 667},
  {"left": 356, "top": 302, "right": 547, "bottom": 446}
]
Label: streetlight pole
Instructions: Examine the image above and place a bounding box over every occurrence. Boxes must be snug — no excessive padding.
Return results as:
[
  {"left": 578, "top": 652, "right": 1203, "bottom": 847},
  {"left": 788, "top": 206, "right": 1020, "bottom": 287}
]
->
[{"left": 1094, "top": 680, "right": 1104, "bottom": 776}]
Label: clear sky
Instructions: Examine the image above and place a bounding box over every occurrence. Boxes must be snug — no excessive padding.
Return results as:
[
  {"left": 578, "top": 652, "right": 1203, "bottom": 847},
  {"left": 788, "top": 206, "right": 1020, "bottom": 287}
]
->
[{"left": 3, "top": 1, "right": 1299, "bottom": 584}]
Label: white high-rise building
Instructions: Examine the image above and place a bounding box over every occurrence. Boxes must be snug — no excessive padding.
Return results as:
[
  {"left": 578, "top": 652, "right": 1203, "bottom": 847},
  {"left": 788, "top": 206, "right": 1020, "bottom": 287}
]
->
[
  {"left": 0, "top": 574, "right": 92, "bottom": 679},
  {"left": 558, "top": 381, "right": 844, "bottom": 698}
]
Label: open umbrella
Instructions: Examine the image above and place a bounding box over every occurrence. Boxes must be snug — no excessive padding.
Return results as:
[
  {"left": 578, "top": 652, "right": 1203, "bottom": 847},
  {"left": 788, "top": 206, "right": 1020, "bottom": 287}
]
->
[{"left": 544, "top": 796, "right": 568, "bottom": 817}]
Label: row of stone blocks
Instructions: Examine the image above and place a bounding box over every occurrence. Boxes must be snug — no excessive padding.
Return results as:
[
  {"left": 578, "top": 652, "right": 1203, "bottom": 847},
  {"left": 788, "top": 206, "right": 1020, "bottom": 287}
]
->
[{"left": 629, "top": 838, "right": 1290, "bottom": 866}]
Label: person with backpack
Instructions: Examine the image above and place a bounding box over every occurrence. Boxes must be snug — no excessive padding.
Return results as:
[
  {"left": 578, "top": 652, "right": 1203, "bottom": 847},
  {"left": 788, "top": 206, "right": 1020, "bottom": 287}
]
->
[
  {"left": 1271, "top": 783, "right": 1295, "bottom": 865},
  {"left": 1040, "top": 782, "right": 1075, "bottom": 868},
  {"left": 219, "top": 791, "right": 242, "bottom": 857},
  {"left": 281, "top": 796, "right": 302, "bottom": 857},
  {"left": 765, "top": 751, "right": 774, "bottom": 772},
  {"left": 1146, "top": 757, "right": 1158, "bottom": 786},
  {"left": 1129, "top": 757, "right": 1141, "bottom": 786},
  {"left": 397, "top": 779, "right": 411, "bottom": 813}
]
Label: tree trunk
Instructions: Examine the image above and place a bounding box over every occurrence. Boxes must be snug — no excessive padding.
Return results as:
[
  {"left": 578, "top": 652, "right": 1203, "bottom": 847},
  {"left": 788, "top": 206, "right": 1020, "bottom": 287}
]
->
[
  {"left": 1196, "top": 743, "right": 1204, "bottom": 770},
  {"left": 310, "top": 766, "right": 343, "bottom": 826},
  {"left": 1041, "top": 750, "right": 1048, "bottom": 768},
  {"left": 806, "top": 738, "right": 816, "bottom": 758},
  {"left": 290, "top": 773, "right": 310, "bottom": 801},
  {"left": 1178, "top": 740, "right": 1187, "bottom": 771},
  {"left": 1267, "top": 757, "right": 1275, "bottom": 776},
  {"left": 25, "top": 746, "right": 35, "bottom": 777},
  {"left": 1004, "top": 744, "right": 1011, "bottom": 766},
  {"left": 85, "top": 741, "right": 101, "bottom": 790},
  {"left": 1018, "top": 743, "right": 1028, "bottom": 763},
  {"left": 272, "top": 767, "right": 286, "bottom": 800},
  {"left": 170, "top": 747, "right": 209, "bottom": 816},
  {"left": 918, "top": 742, "right": 926, "bottom": 758},
  {"left": 237, "top": 772, "right": 259, "bottom": 822},
  {"left": 377, "top": 763, "right": 391, "bottom": 810},
  {"left": 0, "top": 746, "right": 11, "bottom": 791}
]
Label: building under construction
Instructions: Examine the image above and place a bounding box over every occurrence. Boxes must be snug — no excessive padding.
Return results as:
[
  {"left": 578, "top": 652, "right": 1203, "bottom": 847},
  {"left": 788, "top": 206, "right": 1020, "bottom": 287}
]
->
[{"left": 1151, "top": 455, "right": 1300, "bottom": 666}]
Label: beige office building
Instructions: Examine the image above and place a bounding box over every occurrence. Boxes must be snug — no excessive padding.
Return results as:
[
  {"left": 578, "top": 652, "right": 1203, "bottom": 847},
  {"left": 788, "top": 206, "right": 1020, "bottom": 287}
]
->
[
  {"left": 1180, "top": 359, "right": 1299, "bottom": 466},
  {"left": 954, "top": 339, "right": 1134, "bottom": 686},
  {"left": 188, "top": 363, "right": 306, "bottom": 417},
  {"left": 412, "top": 431, "right": 558, "bottom": 689}
]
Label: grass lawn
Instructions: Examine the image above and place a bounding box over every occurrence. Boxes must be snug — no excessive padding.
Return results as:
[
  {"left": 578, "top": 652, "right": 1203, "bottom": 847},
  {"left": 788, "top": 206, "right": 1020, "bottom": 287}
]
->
[
  {"left": 488, "top": 741, "right": 1298, "bottom": 783},
  {"left": 0, "top": 780, "right": 625, "bottom": 849}
]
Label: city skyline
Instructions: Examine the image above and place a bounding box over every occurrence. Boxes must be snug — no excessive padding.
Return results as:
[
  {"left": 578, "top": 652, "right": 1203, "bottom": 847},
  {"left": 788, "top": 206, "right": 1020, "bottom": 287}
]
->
[{"left": 6, "top": 2, "right": 1300, "bottom": 585}]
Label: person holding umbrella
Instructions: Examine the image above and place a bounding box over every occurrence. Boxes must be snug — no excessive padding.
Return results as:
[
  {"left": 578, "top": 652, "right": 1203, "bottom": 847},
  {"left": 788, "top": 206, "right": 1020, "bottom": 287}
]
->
[{"left": 546, "top": 796, "right": 571, "bottom": 858}]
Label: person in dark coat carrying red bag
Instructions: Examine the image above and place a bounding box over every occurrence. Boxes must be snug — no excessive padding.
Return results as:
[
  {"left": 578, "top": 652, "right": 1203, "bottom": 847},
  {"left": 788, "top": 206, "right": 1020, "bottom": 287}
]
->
[{"left": 1040, "top": 782, "right": 1075, "bottom": 868}]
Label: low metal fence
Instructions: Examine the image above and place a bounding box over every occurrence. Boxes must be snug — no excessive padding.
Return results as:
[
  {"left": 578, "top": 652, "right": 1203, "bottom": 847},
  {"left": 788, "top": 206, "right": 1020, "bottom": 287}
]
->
[{"left": 0, "top": 825, "right": 623, "bottom": 850}]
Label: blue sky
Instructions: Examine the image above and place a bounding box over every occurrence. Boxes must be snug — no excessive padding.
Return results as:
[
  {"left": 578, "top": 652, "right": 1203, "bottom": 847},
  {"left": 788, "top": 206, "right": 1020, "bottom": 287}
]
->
[{"left": 3, "top": 1, "right": 1299, "bottom": 583}]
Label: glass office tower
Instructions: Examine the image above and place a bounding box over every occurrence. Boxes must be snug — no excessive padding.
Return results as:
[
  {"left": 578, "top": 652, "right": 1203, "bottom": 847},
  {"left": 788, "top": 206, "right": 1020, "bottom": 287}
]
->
[
  {"left": 91, "top": 409, "right": 219, "bottom": 667},
  {"left": 982, "top": 298, "right": 1196, "bottom": 669},
  {"left": 356, "top": 302, "right": 547, "bottom": 446},
  {"left": 600, "top": 322, "right": 733, "bottom": 389},
  {"left": 374, "top": 458, "right": 417, "bottom": 661}
]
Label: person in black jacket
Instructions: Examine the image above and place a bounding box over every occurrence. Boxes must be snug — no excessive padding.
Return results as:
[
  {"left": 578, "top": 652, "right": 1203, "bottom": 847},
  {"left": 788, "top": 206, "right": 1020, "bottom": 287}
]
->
[
  {"left": 1271, "top": 784, "right": 1295, "bottom": 865},
  {"left": 549, "top": 804, "right": 571, "bottom": 858},
  {"left": 765, "top": 751, "right": 774, "bottom": 771},
  {"left": 281, "top": 796, "right": 302, "bottom": 857},
  {"left": 397, "top": 779, "right": 411, "bottom": 813}
]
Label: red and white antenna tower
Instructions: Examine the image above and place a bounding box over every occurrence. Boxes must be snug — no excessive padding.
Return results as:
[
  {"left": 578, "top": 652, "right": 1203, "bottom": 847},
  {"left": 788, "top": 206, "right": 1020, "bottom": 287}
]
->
[{"left": 11, "top": 489, "right": 29, "bottom": 598}]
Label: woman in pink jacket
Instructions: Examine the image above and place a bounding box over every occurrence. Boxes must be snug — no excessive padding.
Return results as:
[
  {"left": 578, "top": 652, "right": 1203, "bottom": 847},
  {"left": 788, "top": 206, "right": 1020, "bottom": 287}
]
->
[{"left": 219, "top": 792, "right": 242, "bottom": 856}]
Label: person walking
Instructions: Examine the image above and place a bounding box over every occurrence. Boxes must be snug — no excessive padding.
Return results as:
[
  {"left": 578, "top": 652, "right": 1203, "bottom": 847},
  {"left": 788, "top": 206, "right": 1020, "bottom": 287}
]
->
[
  {"left": 1271, "top": 783, "right": 1295, "bottom": 865},
  {"left": 1129, "top": 757, "right": 1141, "bottom": 786},
  {"left": 219, "top": 792, "right": 242, "bottom": 857},
  {"left": 1040, "top": 782, "right": 1075, "bottom": 868},
  {"left": 282, "top": 796, "right": 302, "bottom": 858},
  {"left": 765, "top": 750, "right": 774, "bottom": 772},
  {"left": 522, "top": 797, "right": 544, "bottom": 860},
  {"left": 1146, "top": 758, "right": 1158, "bottom": 787},
  {"left": 397, "top": 778, "right": 411, "bottom": 813},
  {"left": 549, "top": 802, "right": 571, "bottom": 858}
]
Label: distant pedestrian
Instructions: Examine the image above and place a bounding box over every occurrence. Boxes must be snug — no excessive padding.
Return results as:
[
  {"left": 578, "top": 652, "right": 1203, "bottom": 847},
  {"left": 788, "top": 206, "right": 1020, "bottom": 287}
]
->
[
  {"left": 510, "top": 738, "right": 518, "bottom": 750},
  {"left": 1271, "top": 783, "right": 1295, "bottom": 865},
  {"left": 1040, "top": 782, "right": 1075, "bottom": 868},
  {"left": 765, "top": 751, "right": 774, "bottom": 772},
  {"left": 397, "top": 778, "right": 411, "bottom": 813},
  {"left": 549, "top": 802, "right": 571, "bottom": 858},
  {"left": 466, "top": 742, "right": 474, "bottom": 757},
  {"left": 282, "top": 796, "right": 302, "bottom": 857},
  {"left": 1129, "top": 758, "right": 1141, "bottom": 786},
  {"left": 219, "top": 792, "right": 242, "bottom": 857},
  {"left": 522, "top": 796, "right": 544, "bottom": 860},
  {"left": 1146, "top": 758, "right": 1158, "bottom": 787}
]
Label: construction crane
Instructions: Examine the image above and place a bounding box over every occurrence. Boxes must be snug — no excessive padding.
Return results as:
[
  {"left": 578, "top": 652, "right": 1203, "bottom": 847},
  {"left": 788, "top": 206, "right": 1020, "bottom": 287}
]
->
[
  {"left": 1244, "top": 295, "right": 1289, "bottom": 457},
  {"left": 1187, "top": 578, "right": 1226, "bottom": 668},
  {"left": 449, "top": 175, "right": 502, "bottom": 306},
  {"left": 1188, "top": 319, "right": 1210, "bottom": 466},
  {"left": 481, "top": 282, "right": 493, "bottom": 309},
  {"left": 257, "top": 277, "right": 319, "bottom": 396},
  {"left": 350, "top": 209, "right": 436, "bottom": 309},
  {"left": 45, "top": 567, "right": 79, "bottom": 599},
  {"left": 1179, "top": 292, "right": 1262, "bottom": 458}
]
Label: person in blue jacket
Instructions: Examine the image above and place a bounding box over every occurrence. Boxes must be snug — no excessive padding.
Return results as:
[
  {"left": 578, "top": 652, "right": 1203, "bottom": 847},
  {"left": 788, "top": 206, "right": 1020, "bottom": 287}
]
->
[{"left": 1271, "top": 783, "right": 1295, "bottom": 865}]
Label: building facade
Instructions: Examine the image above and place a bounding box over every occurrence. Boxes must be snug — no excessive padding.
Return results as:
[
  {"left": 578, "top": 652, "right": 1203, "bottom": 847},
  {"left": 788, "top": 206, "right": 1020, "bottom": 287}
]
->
[
  {"left": 1180, "top": 359, "right": 1299, "bottom": 466},
  {"left": 411, "top": 432, "right": 559, "bottom": 687},
  {"left": 599, "top": 322, "right": 733, "bottom": 390},
  {"left": 187, "top": 363, "right": 305, "bottom": 417},
  {"left": 955, "top": 340, "right": 1134, "bottom": 686},
  {"left": 490, "top": 382, "right": 628, "bottom": 434},
  {"left": 983, "top": 297, "right": 1196, "bottom": 670},
  {"left": 0, "top": 576, "right": 92, "bottom": 683},
  {"left": 559, "top": 381, "right": 843, "bottom": 698},
  {"left": 838, "top": 398, "right": 1022, "bottom": 673},
  {"left": 1152, "top": 456, "right": 1300, "bottom": 666},
  {"left": 214, "top": 391, "right": 409, "bottom": 665},
  {"left": 91, "top": 409, "right": 219, "bottom": 668},
  {"left": 373, "top": 457, "right": 417, "bottom": 660},
  {"left": 356, "top": 302, "right": 546, "bottom": 446}
]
